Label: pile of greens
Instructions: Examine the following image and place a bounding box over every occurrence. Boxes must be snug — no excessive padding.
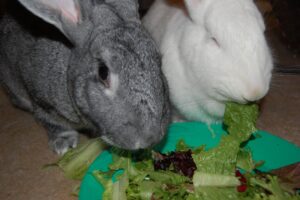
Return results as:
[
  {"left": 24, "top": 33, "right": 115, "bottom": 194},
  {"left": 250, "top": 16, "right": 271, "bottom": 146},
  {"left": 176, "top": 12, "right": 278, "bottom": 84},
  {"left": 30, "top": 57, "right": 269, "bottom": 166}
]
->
[{"left": 93, "top": 103, "right": 300, "bottom": 200}]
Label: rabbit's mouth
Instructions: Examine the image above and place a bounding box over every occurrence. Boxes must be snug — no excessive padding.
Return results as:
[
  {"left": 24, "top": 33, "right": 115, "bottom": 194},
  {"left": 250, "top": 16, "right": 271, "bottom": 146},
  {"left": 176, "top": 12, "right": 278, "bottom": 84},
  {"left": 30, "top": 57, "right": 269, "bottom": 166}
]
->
[
  {"left": 215, "top": 88, "right": 249, "bottom": 105},
  {"left": 100, "top": 131, "right": 164, "bottom": 150},
  {"left": 217, "top": 89, "right": 265, "bottom": 105},
  {"left": 100, "top": 134, "right": 146, "bottom": 150},
  {"left": 100, "top": 135, "right": 118, "bottom": 148}
]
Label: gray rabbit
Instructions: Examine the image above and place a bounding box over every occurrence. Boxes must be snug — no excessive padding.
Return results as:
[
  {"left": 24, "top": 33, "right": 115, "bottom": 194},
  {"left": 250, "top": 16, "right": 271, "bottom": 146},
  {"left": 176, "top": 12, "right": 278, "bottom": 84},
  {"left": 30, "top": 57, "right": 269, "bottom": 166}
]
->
[{"left": 0, "top": 0, "right": 170, "bottom": 154}]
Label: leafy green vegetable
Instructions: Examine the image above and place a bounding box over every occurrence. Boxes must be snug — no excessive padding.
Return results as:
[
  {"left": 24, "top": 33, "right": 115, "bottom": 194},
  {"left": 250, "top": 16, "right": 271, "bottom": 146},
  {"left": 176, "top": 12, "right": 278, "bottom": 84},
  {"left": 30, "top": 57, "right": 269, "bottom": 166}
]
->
[
  {"left": 192, "top": 135, "right": 240, "bottom": 175},
  {"left": 92, "top": 102, "right": 300, "bottom": 200},
  {"left": 237, "top": 149, "right": 256, "bottom": 172},
  {"left": 93, "top": 169, "right": 130, "bottom": 200},
  {"left": 148, "top": 170, "right": 190, "bottom": 185},
  {"left": 249, "top": 175, "right": 299, "bottom": 200},
  {"left": 191, "top": 186, "right": 240, "bottom": 200},
  {"left": 93, "top": 170, "right": 115, "bottom": 199},
  {"left": 126, "top": 179, "right": 157, "bottom": 200},
  {"left": 152, "top": 183, "right": 191, "bottom": 200},
  {"left": 176, "top": 139, "right": 190, "bottom": 151},
  {"left": 223, "top": 102, "right": 258, "bottom": 143},
  {"left": 192, "top": 102, "right": 258, "bottom": 176},
  {"left": 71, "top": 183, "right": 81, "bottom": 197},
  {"left": 47, "top": 138, "right": 106, "bottom": 180},
  {"left": 193, "top": 172, "right": 240, "bottom": 187},
  {"left": 111, "top": 172, "right": 129, "bottom": 200}
]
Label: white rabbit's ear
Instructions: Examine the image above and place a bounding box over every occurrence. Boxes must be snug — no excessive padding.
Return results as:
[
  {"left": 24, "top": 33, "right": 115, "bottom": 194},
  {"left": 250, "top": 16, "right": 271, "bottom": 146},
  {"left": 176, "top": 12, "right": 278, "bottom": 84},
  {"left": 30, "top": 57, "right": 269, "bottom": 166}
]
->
[
  {"left": 18, "top": 0, "right": 85, "bottom": 45},
  {"left": 184, "top": 0, "right": 205, "bottom": 23}
]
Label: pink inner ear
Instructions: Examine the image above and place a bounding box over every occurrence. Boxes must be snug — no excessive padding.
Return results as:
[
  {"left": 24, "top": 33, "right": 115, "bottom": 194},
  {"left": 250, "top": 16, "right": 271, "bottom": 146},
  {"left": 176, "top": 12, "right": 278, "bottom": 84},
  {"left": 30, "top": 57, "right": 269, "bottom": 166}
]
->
[
  {"left": 43, "top": 0, "right": 80, "bottom": 24},
  {"left": 61, "top": 5, "right": 80, "bottom": 24}
]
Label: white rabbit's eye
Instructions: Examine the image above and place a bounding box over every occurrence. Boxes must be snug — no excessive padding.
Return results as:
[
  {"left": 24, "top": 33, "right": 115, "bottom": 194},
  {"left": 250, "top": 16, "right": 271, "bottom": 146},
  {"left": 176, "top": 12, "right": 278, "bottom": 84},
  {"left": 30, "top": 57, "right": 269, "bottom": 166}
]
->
[
  {"left": 211, "top": 37, "right": 220, "bottom": 47},
  {"left": 98, "top": 64, "right": 110, "bottom": 88}
]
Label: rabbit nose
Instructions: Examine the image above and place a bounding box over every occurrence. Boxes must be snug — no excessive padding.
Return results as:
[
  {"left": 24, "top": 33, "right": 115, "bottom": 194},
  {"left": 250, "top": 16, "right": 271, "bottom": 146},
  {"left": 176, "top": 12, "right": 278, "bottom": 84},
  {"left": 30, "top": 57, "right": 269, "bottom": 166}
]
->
[
  {"left": 242, "top": 86, "right": 267, "bottom": 102},
  {"left": 133, "top": 141, "right": 143, "bottom": 149},
  {"left": 133, "top": 128, "right": 165, "bottom": 149},
  {"left": 133, "top": 139, "right": 151, "bottom": 149}
]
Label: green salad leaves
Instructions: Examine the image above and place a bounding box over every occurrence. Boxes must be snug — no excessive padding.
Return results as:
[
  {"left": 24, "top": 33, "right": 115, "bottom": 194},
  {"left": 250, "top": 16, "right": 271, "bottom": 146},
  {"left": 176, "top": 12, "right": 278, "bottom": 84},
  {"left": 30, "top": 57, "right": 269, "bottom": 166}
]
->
[
  {"left": 47, "top": 138, "right": 106, "bottom": 180},
  {"left": 92, "top": 102, "right": 299, "bottom": 200}
]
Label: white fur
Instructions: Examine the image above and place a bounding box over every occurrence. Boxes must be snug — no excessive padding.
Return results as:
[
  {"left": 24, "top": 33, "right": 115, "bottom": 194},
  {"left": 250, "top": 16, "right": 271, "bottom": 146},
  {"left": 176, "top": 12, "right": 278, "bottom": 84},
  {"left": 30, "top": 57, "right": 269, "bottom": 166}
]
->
[
  {"left": 48, "top": 130, "right": 78, "bottom": 155},
  {"left": 143, "top": 0, "right": 273, "bottom": 124},
  {"left": 104, "top": 73, "right": 119, "bottom": 98}
]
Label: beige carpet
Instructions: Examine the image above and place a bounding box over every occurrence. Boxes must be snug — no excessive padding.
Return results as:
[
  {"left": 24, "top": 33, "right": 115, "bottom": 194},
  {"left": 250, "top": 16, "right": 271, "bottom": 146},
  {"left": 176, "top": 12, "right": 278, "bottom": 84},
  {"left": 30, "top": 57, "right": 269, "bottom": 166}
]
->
[{"left": 0, "top": 88, "right": 79, "bottom": 200}]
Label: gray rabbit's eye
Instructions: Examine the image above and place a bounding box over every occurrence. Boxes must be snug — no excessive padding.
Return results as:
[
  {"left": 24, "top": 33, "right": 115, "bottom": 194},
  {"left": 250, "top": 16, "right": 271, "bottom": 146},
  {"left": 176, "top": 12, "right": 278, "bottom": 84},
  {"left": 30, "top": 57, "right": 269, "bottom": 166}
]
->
[{"left": 98, "top": 63, "right": 110, "bottom": 88}]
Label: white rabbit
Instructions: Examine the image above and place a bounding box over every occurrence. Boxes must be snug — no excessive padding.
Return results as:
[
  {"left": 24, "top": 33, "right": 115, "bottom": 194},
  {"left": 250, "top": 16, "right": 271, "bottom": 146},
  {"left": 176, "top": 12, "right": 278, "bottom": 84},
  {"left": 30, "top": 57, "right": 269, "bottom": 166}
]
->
[{"left": 143, "top": 0, "right": 273, "bottom": 124}]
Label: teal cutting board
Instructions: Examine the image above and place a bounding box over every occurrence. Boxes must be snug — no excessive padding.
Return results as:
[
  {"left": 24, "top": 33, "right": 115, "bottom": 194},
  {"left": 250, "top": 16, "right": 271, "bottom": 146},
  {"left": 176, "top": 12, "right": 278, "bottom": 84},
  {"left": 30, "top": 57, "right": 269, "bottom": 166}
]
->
[{"left": 79, "top": 122, "right": 300, "bottom": 200}]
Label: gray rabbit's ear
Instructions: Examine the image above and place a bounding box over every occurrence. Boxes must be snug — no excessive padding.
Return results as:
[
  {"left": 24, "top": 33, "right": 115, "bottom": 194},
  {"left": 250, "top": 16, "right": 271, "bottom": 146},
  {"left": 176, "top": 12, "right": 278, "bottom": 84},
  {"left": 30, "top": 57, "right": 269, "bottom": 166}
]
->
[
  {"left": 106, "top": 0, "right": 140, "bottom": 23},
  {"left": 18, "top": 0, "right": 87, "bottom": 45}
]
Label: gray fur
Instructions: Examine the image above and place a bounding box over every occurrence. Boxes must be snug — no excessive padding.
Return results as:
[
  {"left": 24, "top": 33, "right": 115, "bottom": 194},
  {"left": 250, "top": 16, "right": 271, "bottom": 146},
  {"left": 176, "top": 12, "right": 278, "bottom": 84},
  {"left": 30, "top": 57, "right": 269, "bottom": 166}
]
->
[{"left": 0, "top": 0, "right": 170, "bottom": 154}]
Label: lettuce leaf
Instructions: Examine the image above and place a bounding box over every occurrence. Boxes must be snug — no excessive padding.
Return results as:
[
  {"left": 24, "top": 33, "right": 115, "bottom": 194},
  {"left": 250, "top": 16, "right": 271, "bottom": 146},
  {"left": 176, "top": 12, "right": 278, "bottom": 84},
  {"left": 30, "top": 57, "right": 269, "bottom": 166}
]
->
[
  {"left": 237, "top": 149, "right": 256, "bottom": 172},
  {"left": 193, "top": 172, "right": 240, "bottom": 187},
  {"left": 223, "top": 102, "right": 258, "bottom": 143},
  {"left": 93, "top": 170, "right": 129, "bottom": 200},
  {"left": 46, "top": 138, "right": 106, "bottom": 180},
  {"left": 192, "top": 103, "right": 258, "bottom": 176},
  {"left": 92, "top": 102, "right": 300, "bottom": 200},
  {"left": 191, "top": 186, "right": 240, "bottom": 200}
]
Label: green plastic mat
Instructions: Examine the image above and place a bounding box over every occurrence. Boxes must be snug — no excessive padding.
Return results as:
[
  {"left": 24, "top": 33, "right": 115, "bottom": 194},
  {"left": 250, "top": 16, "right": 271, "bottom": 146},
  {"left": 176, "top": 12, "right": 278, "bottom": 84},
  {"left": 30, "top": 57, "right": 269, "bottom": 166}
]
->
[{"left": 79, "top": 122, "right": 300, "bottom": 200}]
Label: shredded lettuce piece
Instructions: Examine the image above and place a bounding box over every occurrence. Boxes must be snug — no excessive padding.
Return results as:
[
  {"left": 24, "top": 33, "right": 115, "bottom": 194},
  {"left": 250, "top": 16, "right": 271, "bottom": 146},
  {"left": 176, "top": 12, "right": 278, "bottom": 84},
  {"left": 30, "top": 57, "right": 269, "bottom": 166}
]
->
[
  {"left": 111, "top": 172, "right": 128, "bottom": 200},
  {"left": 93, "top": 170, "right": 115, "bottom": 200},
  {"left": 93, "top": 170, "right": 129, "bottom": 200},
  {"left": 192, "top": 135, "right": 240, "bottom": 175},
  {"left": 223, "top": 102, "right": 258, "bottom": 143},
  {"left": 148, "top": 170, "right": 190, "bottom": 185},
  {"left": 237, "top": 149, "right": 256, "bottom": 172},
  {"left": 47, "top": 138, "right": 106, "bottom": 180},
  {"left": 192, "top": 102, "right": 258, "bottom": 176},
  {"left": 192, "top": 186, "right": 240, "bottom": 200},
  {"left": 191, "top": 103, "right": 259, "bottom": 198},
  {"left": 250, "top": 175, "right": 300, "bottom": 200},
  {"left": 152, "top": 184, "right": 191, "bottom": 200},
  {"left": 71, "top": 183, "right": 81, "bottom": 197},
  {"left": 126, "top": 179, "right": 157, "bottom": 200},
  {"left": 176, "top": 139, "right": 190, "bottom": 151},
  {"left": 193, "top": 172, "right": 240, "bottom": 187}
]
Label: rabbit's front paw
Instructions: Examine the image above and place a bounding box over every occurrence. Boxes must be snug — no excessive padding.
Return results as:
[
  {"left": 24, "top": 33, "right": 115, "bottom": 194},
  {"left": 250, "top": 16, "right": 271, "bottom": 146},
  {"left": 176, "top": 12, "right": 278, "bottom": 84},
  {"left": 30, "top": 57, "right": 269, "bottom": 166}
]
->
[{"left": 48, "top": 131, "right": 78, "bottom": 155}]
